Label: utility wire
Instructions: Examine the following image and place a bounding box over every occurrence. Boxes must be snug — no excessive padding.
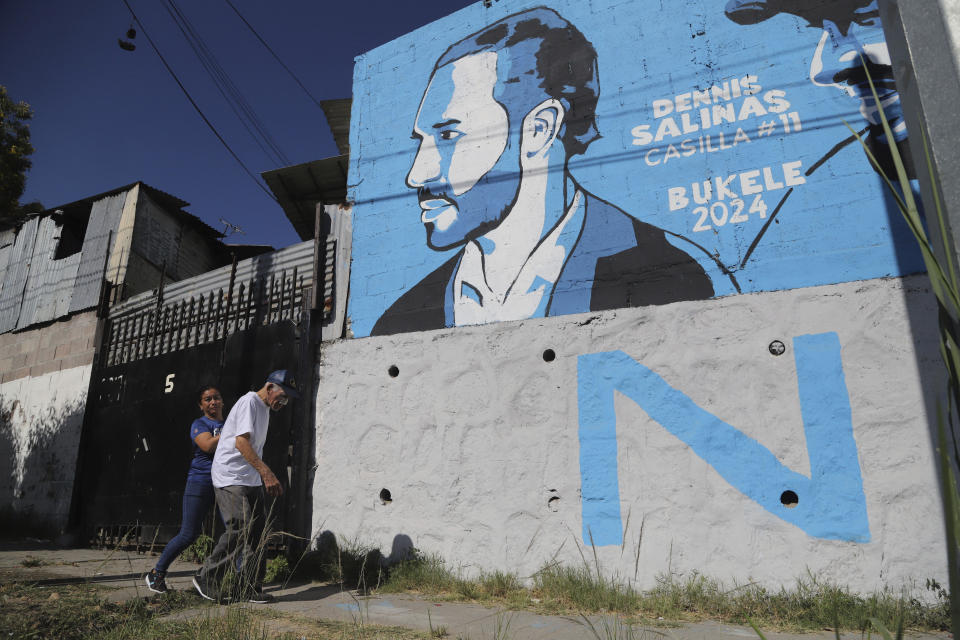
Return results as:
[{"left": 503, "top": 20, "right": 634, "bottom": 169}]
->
[
  {"left": 222, "top": 0, "right": 326, "bottom": 110},
  {"left": 162, "top": 0, "right": 280, "bottom": 165},
  {"left": 163, "top": 0, "right": 291, "bottom": 167},
  {"left": 121, "top": 0, "right": 280, "bottom": 203}
]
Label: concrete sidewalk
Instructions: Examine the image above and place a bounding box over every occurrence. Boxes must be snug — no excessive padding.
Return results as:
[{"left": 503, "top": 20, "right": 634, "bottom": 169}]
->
[{"left": 0, "top": 543, "right": 951, "bottom": 640}]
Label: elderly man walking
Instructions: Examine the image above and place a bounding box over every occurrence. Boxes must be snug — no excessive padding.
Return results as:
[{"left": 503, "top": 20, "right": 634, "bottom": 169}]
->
[{"left": 192, "top": 369, "right": 299, "bottom": 603}]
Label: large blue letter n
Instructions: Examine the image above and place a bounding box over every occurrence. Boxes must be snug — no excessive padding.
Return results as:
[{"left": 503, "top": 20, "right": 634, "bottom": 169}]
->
[{"left": 577, "top": 332, "right": 870, "bottom": 546}]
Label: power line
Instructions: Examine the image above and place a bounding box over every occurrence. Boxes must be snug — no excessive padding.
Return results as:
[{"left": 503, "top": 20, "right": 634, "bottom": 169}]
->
[
  {"left": 222, "top": 0, "right": 326, "bottom": 110},
  {"left": 121, "top": 0, "right": 280, "bottom": 204},
  {"left": 163, "top": 0, "right": 291, "bottom": 167}
]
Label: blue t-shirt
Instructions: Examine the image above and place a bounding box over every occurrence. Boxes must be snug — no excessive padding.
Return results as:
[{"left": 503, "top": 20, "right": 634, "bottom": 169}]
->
[{"left": 186, "top": 416, "right": 224, "bottom": 483}]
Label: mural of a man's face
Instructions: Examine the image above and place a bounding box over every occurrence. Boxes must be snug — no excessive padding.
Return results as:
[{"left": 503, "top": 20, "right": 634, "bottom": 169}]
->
[
  {"left": 406, "top": 51, "right": 522, "bottom": 251},
  {"left": 726, "top": 0, "right": 905, "bottom": 142},
  {"left": 808, "top": 1, "right": 905, "bottom": 140}
]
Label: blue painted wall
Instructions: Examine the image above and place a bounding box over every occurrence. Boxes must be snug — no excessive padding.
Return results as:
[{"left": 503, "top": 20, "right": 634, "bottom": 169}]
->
[
  {"left": 347, "top": 0, "right": 923, "bottom": 338},
  {"left": 578, "top": 333, "right": 870, "bottom": 545}
]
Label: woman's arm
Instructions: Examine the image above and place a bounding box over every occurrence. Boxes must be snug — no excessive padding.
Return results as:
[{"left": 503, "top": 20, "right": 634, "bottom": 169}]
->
[{"left": 193, "top": 432, "right": 220, "bottom": 453}]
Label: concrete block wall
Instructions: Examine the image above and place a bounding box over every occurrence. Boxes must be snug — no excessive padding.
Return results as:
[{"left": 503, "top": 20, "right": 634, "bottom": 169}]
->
[
  {"left": 176, "top": 225, "right": 222, "bottom": 279},
  {"left": 322, "top": 0, "right": 951, "bottom": 598},
  {"left": 129, "top": 188, "right": 222, "bottom": 296},
  {"left": 0, "top": 311, "right": 97, "bottom": 384},
  {"left": 121, "top": 251, "right": 165, "bottom": 302},
  {"left": 314, "top": 275, "right": 947, "bottom": 595},
  {"left": 0, "top": 311, "right": 97, "bottom": 531}
]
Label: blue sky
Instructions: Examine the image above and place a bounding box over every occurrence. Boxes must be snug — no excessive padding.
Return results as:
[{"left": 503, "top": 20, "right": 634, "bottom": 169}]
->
[{"left": 0, "top": 0, "right": 475, "bottom": 249}]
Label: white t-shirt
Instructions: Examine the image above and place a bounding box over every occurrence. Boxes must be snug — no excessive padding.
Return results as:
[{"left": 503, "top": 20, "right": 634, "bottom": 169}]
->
[{"left": 211, "top": 391, "right": 270, "bottom": 488}]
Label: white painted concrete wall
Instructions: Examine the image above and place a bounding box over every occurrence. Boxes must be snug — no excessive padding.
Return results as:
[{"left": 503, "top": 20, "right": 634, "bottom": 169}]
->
[
  {"left": 0, "top": 364, "right": 91, "bottom": 531},
  {"left": 314, "top": 274, "right": 947, "bottom": 594}
]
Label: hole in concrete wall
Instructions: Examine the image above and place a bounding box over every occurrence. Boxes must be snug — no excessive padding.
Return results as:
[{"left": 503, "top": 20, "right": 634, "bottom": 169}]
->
[
  {"left": 542, "top": 349, "right": 556, "bottom": 362},
  {"left": 780, "top": 490, "right": 798, "bottom": 508},
  {"left": 388, "top": 365, "right": 399, "bottom": 378},
  {"left": 379, "top": 488, "right": 392, "bottom": 504},
  {"left": 768, "top": 340, "right": 786, "bottom": 356},
  {"left": 547, "top": 495, "right": 560, "bottom": 512}
]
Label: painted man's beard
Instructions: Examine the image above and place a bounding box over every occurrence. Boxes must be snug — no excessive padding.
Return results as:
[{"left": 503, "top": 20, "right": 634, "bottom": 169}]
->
[{"left": 421, "top": 148, "right": 523, "bottom": 251}]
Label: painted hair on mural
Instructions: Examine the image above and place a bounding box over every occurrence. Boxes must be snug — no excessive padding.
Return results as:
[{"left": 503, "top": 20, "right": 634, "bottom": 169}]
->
[
  {"left": 435, "top": 7, "right": 600, "bottom": 156},
  {"left": 725, "top": 0, "right": 878, "bottom": 32}
]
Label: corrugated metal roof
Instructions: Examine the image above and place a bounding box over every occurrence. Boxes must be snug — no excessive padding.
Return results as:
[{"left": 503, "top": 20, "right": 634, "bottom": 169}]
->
[
  {"left": 108, "top": 239, "right": 316, "bottom": 318},
  {"left": 320, "top": 99, "right": 351, "bottom": 156},
  {"left": 262, "top": 156, "right": 348, "bottom": 241},
  {"left": 43, "top": 181, "right": 224, "bottom": 242}
]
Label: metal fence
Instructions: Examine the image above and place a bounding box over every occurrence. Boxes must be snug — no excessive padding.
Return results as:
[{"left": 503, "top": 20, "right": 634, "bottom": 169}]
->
[{"left": 102, "top": 267, "right": 309, "bottom": 367}]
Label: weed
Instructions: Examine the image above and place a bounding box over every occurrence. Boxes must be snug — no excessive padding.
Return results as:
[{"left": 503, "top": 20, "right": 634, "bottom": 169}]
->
[
  {"left": 182, "top": 533, "right": 214, "bottom": 564},
  {"left": 842, "top": 52, "right": 960, "bottom": 639},
  {"left": 532, "top": 563, "right": 639, "bottom": 614},
  {"left": 0, "top": 580, "right": 195, "bottom": 640},
  {"left": 379, "top": 552, "right": 458, "bottom": 594},
  {"left": 20, "top": 554, "right": 45, "bottom": 567},
  {"left": 371, "top": 550, "right": 948, "bottom": 633},
  {"left": 427, "top": 609, "right": 448, "bottom": 637},
  {"left": 490, "top": 610, "right": 514, "bottom": 640},
  {"left": 295, "top": 535, "right": 388, "bottom": 590},
  {"left": 578, "top": 612, "right": 670, "bottom": 639},
  {"left": 265, "top": 554, "right": 291, "bottom": 583},
  {"left": 648, "top": 571, "right": 947, "bottom": 632}
]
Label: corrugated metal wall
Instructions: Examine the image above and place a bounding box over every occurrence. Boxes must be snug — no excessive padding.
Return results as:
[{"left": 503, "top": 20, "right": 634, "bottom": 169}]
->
[
  {"left": 0, "top": 229, "right": 17, "bottom": 312},
  {"left": 69, "top": 192, "right": 127, "bottom": 313},
  {"left": 17, "top": 217, "right": 83, "bottom": 330},
  {"left": 0, "top": 191, "right": 127, "bottom": 334},
  {"left": 0, "top": 191, "right": 331, "bottom": 340},
  {"left": 0, "top": 217, "right": 39, "bottom": 334},
  {"left": 108, "top": 239, "right": 316, "bottom": 318}
]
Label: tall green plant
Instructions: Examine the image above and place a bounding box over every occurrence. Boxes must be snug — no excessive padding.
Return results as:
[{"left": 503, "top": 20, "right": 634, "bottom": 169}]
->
[{"left": 843, "top": 54, "right": 960, "bottom": 638}]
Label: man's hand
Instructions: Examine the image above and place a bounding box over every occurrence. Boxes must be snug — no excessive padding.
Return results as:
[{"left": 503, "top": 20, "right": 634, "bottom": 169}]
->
[
  {"left": 235, "top": 433, "right": 284, "bottom": 497},
  {"left": 262, "top": 468, "right": 283, "bottom": 497}
]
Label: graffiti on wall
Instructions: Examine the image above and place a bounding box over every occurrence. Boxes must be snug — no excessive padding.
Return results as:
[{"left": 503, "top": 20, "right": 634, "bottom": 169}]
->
[
  {"left": 371, "top": 8, "right": 715, "bottom": 336},
  {"left": 578, "top": 332, "right": 870, "bottom": 545},
  {"left": 348, "top": 0, "right": 923, "bottom": 338}
]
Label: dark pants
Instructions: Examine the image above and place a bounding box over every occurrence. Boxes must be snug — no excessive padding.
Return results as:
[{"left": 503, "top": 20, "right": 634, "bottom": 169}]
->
[
  {"left": 197, "top": 485, "right": 272, "bottom": 593},
  {"left": 155, "top": 480, "right": 215, "bottom": 573}
]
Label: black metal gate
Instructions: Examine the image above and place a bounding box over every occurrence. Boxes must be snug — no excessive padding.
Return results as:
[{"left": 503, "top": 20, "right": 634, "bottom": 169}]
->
[{"left": 71, "top": 268, "right": 315, "bottom": 552}]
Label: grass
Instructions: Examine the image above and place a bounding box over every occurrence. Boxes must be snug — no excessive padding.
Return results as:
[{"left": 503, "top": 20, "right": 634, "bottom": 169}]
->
[
  {"left": 0, "top": 574, "right": 431, "bottom": 640},
  {"left": 292, "top": 536, "right": 388, "bottom": 591},
  {"left": 359, "top": 550, "right": 951, "bottom": 633},
  {"left": 378, "top": 552, "right": 529, "bottom": 609},
  {"left": 0, "top": 580, "right": 197, "bottom": 640},
  {"left": 101, "top": 605, "right": 432, "bottom": 640}
]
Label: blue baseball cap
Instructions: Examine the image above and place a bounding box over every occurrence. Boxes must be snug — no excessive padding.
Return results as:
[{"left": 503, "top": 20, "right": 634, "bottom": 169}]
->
[{"left": 266, "top": 369, "right": 301, "bottom": 398}]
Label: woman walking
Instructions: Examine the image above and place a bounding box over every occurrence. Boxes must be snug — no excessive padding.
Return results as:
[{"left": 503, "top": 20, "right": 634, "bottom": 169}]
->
[{"left": 145, "top": 385, "right": 225, "bottom": 593}]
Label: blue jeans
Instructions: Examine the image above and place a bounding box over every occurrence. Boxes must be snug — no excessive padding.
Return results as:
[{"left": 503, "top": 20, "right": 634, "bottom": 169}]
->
[{"left": 154, "top": 479, "right": 215, "bottom": 573}]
